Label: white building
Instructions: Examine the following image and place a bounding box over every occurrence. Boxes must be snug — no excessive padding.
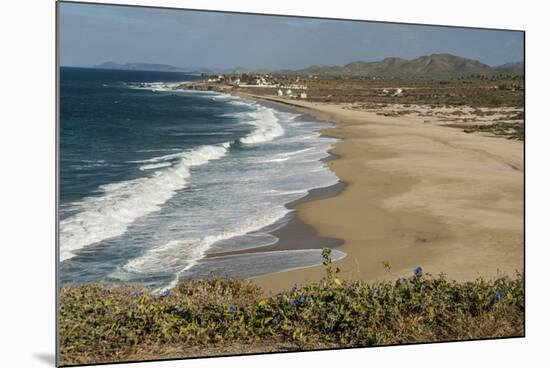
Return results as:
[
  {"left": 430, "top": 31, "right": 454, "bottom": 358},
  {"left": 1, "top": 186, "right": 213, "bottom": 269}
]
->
[
  {"left": 286, "top": 89, "right": 293, "bottom": 96},
  {"left": 277, "top": 89, "right": 283, "bottom": 96},
  {"left": 252, "top": 76, "right": 273, "bottom": 86},
  {"left": 299, "top": 92, "right": 307, "bottom": 99},
  {"left": 284, "top": 84, "right": 308, "bottom": 90}
]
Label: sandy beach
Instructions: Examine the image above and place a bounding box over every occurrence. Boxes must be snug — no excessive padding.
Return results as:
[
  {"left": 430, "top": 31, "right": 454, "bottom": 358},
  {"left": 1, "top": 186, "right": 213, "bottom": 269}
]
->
[{"left": 236, "top": 94, "right": 524, "bottom": 293}]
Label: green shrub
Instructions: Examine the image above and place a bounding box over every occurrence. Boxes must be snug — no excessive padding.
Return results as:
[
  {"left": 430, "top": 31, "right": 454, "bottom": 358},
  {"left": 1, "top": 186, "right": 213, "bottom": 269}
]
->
[{"left": 60, "top": 248, "right": 524, "bottom": 365}]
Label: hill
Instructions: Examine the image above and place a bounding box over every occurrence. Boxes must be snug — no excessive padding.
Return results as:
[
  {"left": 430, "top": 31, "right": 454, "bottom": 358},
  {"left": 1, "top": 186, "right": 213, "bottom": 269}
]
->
[
  {"left": 287, "top": 54, "right": 523, "bottom": 78},
  {"left": 93, "top": 55, "right": 524, "bottom": 78},
  {"left": 493, "top": 62, "right": 524, "bottom": 75}
]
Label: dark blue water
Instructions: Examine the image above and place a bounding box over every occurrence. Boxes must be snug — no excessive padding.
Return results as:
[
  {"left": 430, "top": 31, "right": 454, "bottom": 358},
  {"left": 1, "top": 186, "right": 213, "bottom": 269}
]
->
[
  {"left": 59, "top": 67, "right": 343, "bottom": 290},
  {"left": 60, "top": 67, "right": 249, "bottom": 206}
]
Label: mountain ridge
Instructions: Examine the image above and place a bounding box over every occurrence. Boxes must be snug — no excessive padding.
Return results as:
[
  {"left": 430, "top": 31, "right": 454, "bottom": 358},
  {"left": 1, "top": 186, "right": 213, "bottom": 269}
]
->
[
  {"left": 92, "top": 54, "right": 524, "bottom": 78},
  {"left": 287, "top": 53, "right": 523, "bottom": 78}
]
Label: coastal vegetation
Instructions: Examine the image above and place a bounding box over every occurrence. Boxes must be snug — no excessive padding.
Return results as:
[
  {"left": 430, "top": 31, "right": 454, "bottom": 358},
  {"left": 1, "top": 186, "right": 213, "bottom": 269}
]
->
[
  {"left": 463, "top": 121, "right": 524, "bottom": 140},
  {"left": 60, "top": 249, "right": 524, "bottom": 366},
  {"left": 236, "top": 77, "right": 524, "bottom": 108}
]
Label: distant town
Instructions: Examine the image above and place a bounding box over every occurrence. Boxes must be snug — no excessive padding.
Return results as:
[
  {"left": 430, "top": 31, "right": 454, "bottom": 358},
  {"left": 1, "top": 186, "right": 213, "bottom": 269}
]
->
[
  {"left": 181, "top": 68, "right": 522, "bottom": 105},
  {"left": 187, "top": 73, "right": 311, "bottom": 99}
]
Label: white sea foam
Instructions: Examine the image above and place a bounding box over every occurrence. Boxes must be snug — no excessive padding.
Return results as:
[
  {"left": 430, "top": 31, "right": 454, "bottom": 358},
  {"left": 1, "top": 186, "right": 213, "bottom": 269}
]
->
[
  {"left": 283, "top": 147, "right": 315, "bottom": 156},
  {"left": 75, "top": 159, "right": 108, "bottom": 169},
  {"left": 210, "top": 94, "right": 232, "bottom": 100},
  {"left": 127, "top": 81, "right": 190, "bottom": 92},
  {"left": 60, "top": 143, "right": 230, "bottom": 262},
  {"left": 228, "top": 99, "right": 256, "bottom": 107},
  {"left": 256, "top": 157, "right": 290, "bottom": 163},
  {"left": 122, "top": 207, "right": 289, "bottom": 281},
  {"left": 139, "top": 162, "right": 172, "bottom": 171},
  {"left": 263, "top": 189, "right": 307, "bottom": 196},
  {"left": 240, "top": 107, "right": 285, "bottom": 144},
  {"left": 129, "top": 152, "right": 187, "bottom": 164}
]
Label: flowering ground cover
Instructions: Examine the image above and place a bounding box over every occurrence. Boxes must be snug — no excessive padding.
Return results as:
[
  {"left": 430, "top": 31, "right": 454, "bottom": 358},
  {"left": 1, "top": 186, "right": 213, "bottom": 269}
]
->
[{"left": 59, "top": 249, "right": 524, "bottom": 366}]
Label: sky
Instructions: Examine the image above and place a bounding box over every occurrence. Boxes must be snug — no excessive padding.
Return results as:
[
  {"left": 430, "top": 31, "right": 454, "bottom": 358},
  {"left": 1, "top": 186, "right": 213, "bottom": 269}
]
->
[{"left": 59, "top": 2, "right": 524, "bottom": 69}]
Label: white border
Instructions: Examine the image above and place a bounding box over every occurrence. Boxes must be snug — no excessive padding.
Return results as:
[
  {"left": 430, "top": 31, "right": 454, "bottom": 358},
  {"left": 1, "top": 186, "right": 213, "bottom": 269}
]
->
[{"left": 1, "top": 1, "right": 548, "bottom": 367}]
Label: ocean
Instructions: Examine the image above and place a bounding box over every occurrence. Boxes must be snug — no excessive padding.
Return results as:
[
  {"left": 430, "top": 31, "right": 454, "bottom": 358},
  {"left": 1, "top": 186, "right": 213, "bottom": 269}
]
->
[{"left": 59, "top": 67, "right": 344, "bottom": 290}]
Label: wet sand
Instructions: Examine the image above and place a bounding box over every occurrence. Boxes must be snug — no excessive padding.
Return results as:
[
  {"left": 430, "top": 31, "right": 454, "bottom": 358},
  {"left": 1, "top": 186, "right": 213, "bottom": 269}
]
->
[
  {"left": 235, "top": 94, "right": 524, "bottom": 294},
  {"left": 205, "top": 182, "right": 345, "bottom": 258}
]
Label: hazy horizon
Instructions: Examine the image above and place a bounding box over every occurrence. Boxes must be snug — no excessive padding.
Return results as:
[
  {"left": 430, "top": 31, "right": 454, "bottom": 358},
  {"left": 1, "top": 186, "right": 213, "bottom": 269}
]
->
[{"left": 59, "top": 2, "right": 524, "bottom": 69}]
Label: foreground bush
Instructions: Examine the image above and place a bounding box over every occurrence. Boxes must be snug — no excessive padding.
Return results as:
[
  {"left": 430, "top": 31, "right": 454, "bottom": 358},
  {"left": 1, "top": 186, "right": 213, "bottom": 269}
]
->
[{"left": 60, "top": 249, "right": 524, "bottom": 365}]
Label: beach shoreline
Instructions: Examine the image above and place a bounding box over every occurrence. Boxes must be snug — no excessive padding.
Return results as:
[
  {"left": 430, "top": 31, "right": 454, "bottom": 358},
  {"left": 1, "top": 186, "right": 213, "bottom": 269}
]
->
[
  {"left": 205, "top": 181, "right": 346, "bottom": 259},
  {"left": 200, "top": 98, "right": 347, "bottom": 276},
  {"left": 231, "top": 92, "right": 524, "bottom": 294}
]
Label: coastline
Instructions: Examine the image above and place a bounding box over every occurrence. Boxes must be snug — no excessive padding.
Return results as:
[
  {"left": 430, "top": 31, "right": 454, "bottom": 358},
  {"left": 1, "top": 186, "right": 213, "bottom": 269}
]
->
[
  {"left": 233, "top": 93, "right": 524, "bottom": 294},
  {"left": 202, "top": 98, "right": 346, "bottom": 271},
  {"left": 205, "top": 181, "right": 346, "bottom": 258}
]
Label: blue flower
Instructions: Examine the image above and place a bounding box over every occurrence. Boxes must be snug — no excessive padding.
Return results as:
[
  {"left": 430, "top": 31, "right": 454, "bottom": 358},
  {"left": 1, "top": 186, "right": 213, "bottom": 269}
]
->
[
  {"left": 290, "top": 297, "right": 298, "bottom": 306},
  {"left": 131, "top": 303, "right": 137, "bottom": 309},
  {"left": 402, "top": 277, "right": 408, "bottom": 284},
  {"left": 414, "top": 267, "right": 423, "bottom": 277},
  {"left": 300, "top": 295, "right": 308, "bottom": 303},
  {"left": 229, "top": 306, "right": 236, "bottom": 314},
  {"left": 495, "top": 291, "right": 504, "bottom": 301},
  {"left": 290, "top": 285, "right": 297, "bottom": 293},
  {"left": 273, "top": 316, "right": 280, "bottom": 324},
  {"left": 160, "top": 290, "right": 171, "bottom": 298},
  {"left": 134, "top": 291, "right": 144, "bottom": 297}
]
